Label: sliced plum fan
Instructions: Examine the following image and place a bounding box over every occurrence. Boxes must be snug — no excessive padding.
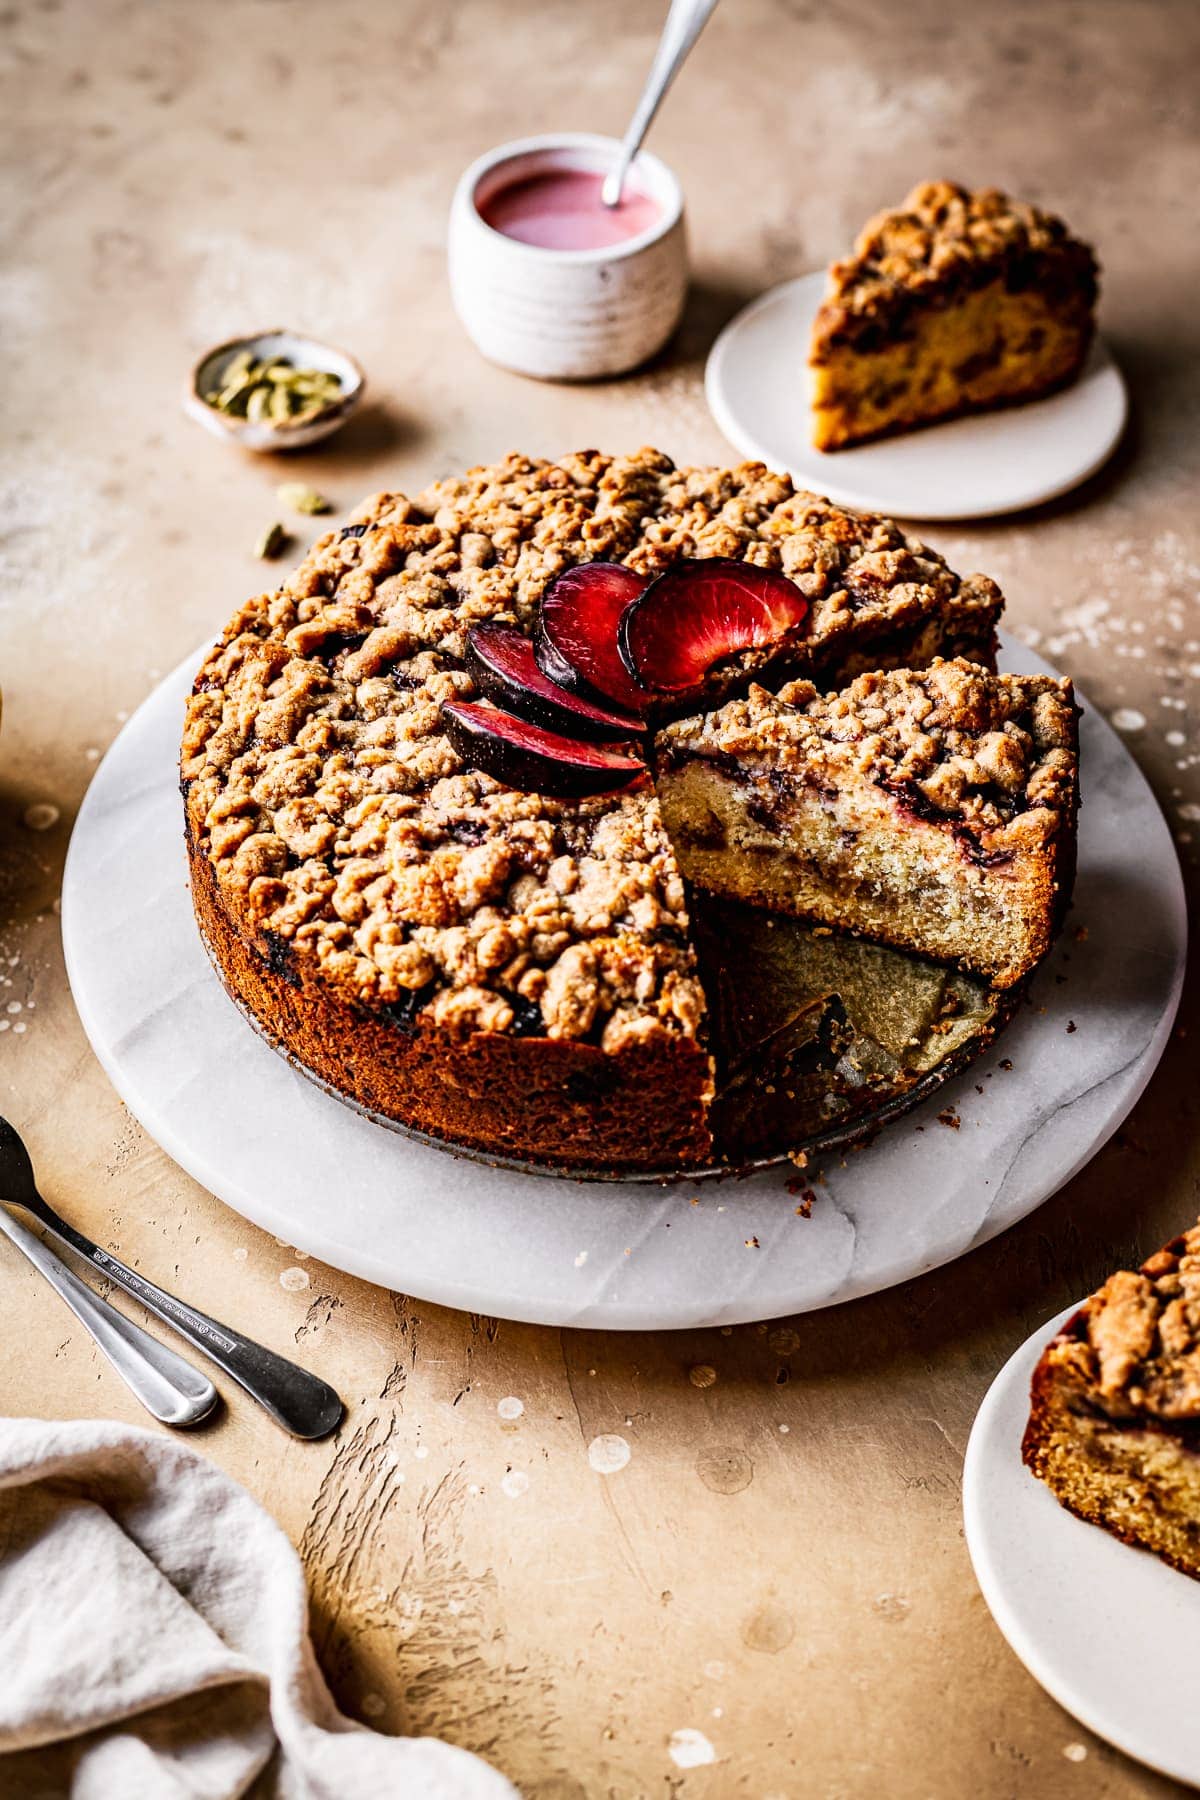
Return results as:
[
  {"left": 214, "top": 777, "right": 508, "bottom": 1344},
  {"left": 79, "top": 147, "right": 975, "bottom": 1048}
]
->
[
  {"left": 534, "top": 562, "right": 650, "bottom": 713},
  {"left": 466, "top": 624, "right": 642, "bottom": 742}
]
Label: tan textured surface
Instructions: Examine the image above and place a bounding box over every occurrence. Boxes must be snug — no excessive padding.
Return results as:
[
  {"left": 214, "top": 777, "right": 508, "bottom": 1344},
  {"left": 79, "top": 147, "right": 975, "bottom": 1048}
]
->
[{"left": 1, "top": 1, "right": 1198, "bottom": 1795}]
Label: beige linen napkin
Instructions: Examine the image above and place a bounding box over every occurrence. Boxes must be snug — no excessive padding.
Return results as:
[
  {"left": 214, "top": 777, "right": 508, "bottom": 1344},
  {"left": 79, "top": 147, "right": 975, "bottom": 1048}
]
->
[{"left": 0, "top": 1416, "right": 518, "bottom": 1800}]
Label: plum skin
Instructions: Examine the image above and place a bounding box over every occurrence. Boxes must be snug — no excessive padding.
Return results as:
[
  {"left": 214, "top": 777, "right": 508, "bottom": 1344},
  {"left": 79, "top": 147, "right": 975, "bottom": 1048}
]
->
[
  {"left": 466, "top": 625, "right": 642, "bottom": 744},
  {"left": 442, "top": 700, "right": 646, "bottom": 800}
]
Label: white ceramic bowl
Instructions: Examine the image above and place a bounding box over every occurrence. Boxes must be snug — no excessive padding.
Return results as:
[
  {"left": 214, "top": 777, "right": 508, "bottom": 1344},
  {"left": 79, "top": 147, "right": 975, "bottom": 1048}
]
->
[
  {"left": 448, "top": 133, "right": 688, "bottom": 381},
  {"left": 184, "top": 329, "right": 365, "bottom": 453}
]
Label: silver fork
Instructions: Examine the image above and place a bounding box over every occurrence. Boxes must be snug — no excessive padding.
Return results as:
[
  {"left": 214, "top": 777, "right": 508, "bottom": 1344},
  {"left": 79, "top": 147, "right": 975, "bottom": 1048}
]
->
[
  {"left": 0, "top": 1205, "right": 219, "bottom": 1426},
  {"left": 0, "top": 1117, "right": 343, "bottom": 1441}
]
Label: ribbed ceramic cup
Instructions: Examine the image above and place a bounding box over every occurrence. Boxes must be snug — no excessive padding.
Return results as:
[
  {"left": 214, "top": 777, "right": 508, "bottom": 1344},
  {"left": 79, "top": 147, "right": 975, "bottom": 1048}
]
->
[{"left": 448, "top": 132, "right": 688, "bottom": 381}]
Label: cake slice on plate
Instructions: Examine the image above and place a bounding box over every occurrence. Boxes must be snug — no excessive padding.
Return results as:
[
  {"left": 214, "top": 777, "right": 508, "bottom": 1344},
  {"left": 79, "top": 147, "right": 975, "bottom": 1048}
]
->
[
  {"left": 1023, "top": 1226, "right": 1200, "bottom": 1580},
  {"left": 655, "top": 658, "right": 1078, "bottom": 990},
  {"left": 808, "top": 180, "right": 1099, "bottom": 451}
]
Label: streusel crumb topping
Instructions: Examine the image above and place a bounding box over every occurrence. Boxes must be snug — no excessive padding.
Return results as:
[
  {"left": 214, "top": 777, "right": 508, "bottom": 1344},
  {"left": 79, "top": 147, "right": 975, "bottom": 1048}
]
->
[
  {"left": 661, "top": 659, "right": 1077, "bottom": 837},
  {"left": 1051, "top": 1226, "right": 1200, "bottom": 1421},
  {"left": 813, "top": 180, "right": 1098, "bottom": 351},
  {"left": 182, "top": 450, "right": 1002, "bottom": 1046}
]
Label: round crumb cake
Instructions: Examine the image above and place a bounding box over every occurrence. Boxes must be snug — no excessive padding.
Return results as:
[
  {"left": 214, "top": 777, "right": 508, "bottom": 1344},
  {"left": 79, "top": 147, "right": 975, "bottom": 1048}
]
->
[{"left": 182, "top": 448, "right": 1003, "bottom": 1173}]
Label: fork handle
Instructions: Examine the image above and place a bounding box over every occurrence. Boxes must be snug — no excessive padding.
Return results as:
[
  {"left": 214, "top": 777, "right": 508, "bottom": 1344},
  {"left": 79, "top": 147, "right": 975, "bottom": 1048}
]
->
[
  {"left": 33, "top": 1213, "right": 342, "bottom": 1440},
  {"left": 0, "top": 1211, "right": 218, "bottom": 1427}
]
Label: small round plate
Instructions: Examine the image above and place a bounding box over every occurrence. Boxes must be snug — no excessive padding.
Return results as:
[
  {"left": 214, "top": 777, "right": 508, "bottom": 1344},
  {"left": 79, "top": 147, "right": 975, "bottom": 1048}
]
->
[
  {"left": 964, "top": 1305, "right": 1200, "bottom": 1786},
  {"left": 705, "top": 273, "right": 1128, "bottom": 522},
  {"left": 62, "top": 635, "right": 1183, "bottom": 1329}
]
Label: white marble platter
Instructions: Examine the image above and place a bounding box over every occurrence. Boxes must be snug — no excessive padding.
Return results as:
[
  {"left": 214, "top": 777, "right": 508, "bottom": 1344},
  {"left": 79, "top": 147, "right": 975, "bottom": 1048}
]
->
[
  {"left": 705, "top": 273, "right": 1129, "bottom": 521},
  {"left": 62, "top": 633, "right": 1185, "bottom": 1329},
  {"left": 964, "top": 1304, "right": 1200, "bottom": 1785}
]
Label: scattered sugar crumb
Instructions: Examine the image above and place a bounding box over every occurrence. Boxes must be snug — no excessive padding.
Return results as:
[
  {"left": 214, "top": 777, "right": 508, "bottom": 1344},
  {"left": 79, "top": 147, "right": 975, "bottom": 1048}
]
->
[
  {"left": 689, "top": 1364, "right": 717, "bottom": 1389},
  {"left": 497, "top": 1396, "right": 524, "bottom": 1420},
  {"left": 573, "top": 1250, "right": 588, "bottom": 1268},
  {"left": 232, "top": 1246, "right": 248, "bottom": 1262},
  {"left": 668, "top": 1727, "right": 716, "bottom": 1769},
  {"left": 1062, "top": 1743, "right": 1088, "bottom": 1763},
  {"left": 587, "top": 1433, "right": 631, "bottom": 1475},
  {"left": 361, "top": 1693, "right": 386, "bottom": 1719},
  {"left": 22, "top": 803, "right": 60, "bottom": 831},
  {"left": 1110, "top": 708, "right": 1146, "bottom": 732},
  {"left": 500, "top": 1469, "right": 529, "bottom": 1498},
  {"left": 872, "top": 1593, "right": 911, "bottom": 1622},
  {"left": 414, "top": 1444, "right": 429, "bottom": 1459},
  {"left": 279, "top": 1266, "right": 310, "bottom": 1292}
]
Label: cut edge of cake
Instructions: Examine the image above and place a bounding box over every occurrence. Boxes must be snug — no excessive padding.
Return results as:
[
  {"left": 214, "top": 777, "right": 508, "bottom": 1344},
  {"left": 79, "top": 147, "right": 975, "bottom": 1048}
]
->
[{"left": 654, "top": 658, "right": 1079, "bottom": 991}]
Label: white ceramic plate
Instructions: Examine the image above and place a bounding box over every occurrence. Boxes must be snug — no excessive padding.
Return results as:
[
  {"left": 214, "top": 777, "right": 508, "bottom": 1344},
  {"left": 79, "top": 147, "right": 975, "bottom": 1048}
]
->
[
  {"left": 705, "top": 273, "right": 1128, "bottom": 521},
  {"left": 61, "top": 634, "right": 1184, "bottom": 1328},
  {"left": 964, "top": 1304, "right": 1200, "bottom": 1786}
]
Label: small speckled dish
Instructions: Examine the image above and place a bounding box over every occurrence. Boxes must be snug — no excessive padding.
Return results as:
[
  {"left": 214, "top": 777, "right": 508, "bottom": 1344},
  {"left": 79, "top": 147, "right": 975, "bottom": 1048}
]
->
[{"left": 184, "top": 329, "right": 365, "bottom": 452}]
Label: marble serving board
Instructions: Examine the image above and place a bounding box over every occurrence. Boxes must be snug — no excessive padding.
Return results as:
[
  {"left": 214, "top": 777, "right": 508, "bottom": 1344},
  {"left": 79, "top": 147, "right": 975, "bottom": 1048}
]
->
[{"left": 61, "top": 634, "right": 1186, "bottom": 1329}]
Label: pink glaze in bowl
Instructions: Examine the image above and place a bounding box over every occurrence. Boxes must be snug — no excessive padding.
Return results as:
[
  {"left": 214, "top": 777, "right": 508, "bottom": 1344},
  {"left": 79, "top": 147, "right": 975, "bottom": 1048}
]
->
[{"left": 448, "top": 132, "right": 688, "bottom": 381}]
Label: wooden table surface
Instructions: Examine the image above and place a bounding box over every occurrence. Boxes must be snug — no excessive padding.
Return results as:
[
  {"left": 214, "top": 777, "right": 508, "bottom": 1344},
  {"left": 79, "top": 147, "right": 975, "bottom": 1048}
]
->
[{"left": 2, "top": 1, "right": 1197, "bottom": 1793}]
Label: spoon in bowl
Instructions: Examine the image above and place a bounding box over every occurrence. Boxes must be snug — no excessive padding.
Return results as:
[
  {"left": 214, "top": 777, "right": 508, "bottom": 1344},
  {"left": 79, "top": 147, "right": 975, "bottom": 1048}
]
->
[{"left": 602, "top": 0, "right": 719, "bottom": 210}]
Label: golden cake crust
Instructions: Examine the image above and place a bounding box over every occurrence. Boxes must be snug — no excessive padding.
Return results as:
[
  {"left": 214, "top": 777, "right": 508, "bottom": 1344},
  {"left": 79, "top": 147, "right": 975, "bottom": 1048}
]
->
[
  {"left": 662, "top": 659, "right": 1077, "bottom": 851},
  {"left": 182, "top": 449, "right": 1005, "bottom": 1169},
  {"left": 1030, "top": 1228, "right": 1200, "bottom": 1425},
  {"left": 811, "top": 180, "right": 1098, "bottom": 354}
]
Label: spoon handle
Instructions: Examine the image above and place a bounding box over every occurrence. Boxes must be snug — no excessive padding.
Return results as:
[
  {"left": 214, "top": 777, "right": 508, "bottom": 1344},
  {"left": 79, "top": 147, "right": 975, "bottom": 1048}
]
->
[
  {"left": 602, "top": 0, "right": 719, "bottom": 208},
  {"left": 24, "top": 1202, "right": 343, "bottom": 1441},
  {"left": 0, "top": 1209, "right": 218, "bottom": 1428}
]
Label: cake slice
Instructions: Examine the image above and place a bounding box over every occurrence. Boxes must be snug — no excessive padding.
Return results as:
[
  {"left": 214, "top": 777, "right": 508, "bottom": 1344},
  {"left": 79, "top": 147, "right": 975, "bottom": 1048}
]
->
[
  {"left": 1022, "top": 1227, "right": 1200, "bottom": 1580},
  {"left": 654, "top": 658, "right": 1078, "bottom": 990},
  {"left": 809, "top": 181, "right": 1099, "bottom": 451}
]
